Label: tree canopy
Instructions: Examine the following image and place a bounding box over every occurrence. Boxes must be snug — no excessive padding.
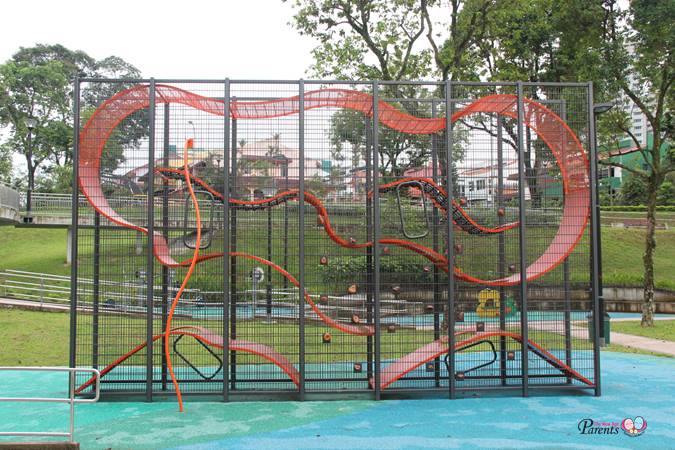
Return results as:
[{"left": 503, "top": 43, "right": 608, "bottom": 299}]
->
[{"left": 0, "top": 44, "right": 141, "bottom": 191}]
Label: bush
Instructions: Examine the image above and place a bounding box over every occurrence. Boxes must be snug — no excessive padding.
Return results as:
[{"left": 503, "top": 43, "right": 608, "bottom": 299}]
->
[
  {"left": 600, "top": 205, "right": 675, "bottom": 212},
  {"left": 319, "top": 255, "right": 433, "bottom": 288}
]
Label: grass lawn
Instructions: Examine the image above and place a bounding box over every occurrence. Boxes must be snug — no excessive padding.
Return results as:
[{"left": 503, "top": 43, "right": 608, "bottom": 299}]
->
[
  {"left": 0, "top": 227, "right": 71, "bottom": 276},
  {"left": 0, "top": 308, "right": 663, "bottom": 369},
  {"left": 611, "top": 319, "right": 675, "bottom": 342}
]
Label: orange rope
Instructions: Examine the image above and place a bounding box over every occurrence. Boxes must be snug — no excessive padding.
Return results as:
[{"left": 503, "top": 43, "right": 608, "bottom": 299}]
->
[{"left": 164, "top": 138, "right": 202, "bottom": 412}]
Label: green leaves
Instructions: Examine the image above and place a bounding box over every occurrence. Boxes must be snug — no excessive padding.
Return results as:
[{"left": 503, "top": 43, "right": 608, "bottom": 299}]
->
[{"left": 0, "top": 44, "right": 142, "bottom": 190}]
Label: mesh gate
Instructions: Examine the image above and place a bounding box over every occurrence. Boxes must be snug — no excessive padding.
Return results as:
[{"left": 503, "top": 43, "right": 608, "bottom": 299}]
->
[{"left": 71, "top": 79, "right": 601, "bottom": 400}]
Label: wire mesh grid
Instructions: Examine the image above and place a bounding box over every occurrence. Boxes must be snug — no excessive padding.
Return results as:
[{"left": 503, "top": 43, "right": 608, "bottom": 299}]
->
[{"left": 72, "top": 79, "right": 598, "bottom": 399}]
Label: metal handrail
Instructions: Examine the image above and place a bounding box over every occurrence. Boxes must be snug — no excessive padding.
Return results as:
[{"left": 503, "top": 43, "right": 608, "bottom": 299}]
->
[{"left": 0, "top": 367, "right": 100, "bottom": 443}]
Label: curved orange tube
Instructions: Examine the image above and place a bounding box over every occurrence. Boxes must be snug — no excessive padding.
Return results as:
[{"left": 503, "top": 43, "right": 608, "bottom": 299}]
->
[{"left": 164, "top": 139, "right": 202, "bottom": 412}]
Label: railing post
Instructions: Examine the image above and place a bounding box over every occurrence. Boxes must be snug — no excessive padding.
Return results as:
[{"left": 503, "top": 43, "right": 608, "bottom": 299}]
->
[
  {"left": 69, "top": 370, "right": 75, "bottom": 442},
  {"left": 40, "top": 276, "right": 44, "bottom": 307}
]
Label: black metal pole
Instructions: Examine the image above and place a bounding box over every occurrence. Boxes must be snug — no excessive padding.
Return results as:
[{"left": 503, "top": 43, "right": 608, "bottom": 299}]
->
[
  {"left": 283, "top": 162, "right": 289, "bottom": 289},
  {"left": 560, "top": 101, "right": 573, "bottom": 384},
  {"left": 588, "top": 82, "right": 602, "bottom": 396},
  {"left": 298, "top": 80, "right": 306, "bottom": 400},
  {"left": 365, "top": 117, "right": 374, "bottom": 383},
  {"left": 516, "top": 82, "right": 529, "bottom": 398},
  {"left": 497, "top": 117, "right": 507, "bottom": 386},
  {"left": 146, "top": 79, "right": 156, "bottom": 401},
  {"left": 266, "top": 205, "right": 273, "bottom": 318},
  {"left": 230, "top": 114, "right": 238, "bottom": 391},
  {"left": 431, "top": 100, "right": 441, "bottom": 387},
  {"left": 161, "top": 103, "right": 170, "bottom": 391},
  {"left": 444, "top": 80, "right": 456, "bottom": 399},
  {"left": 223, "top": 79, "right": 231, "bottom": 401},
  {"left": 68, "top": 76, "right": 80, "bottom": 376},
  {"left": 93, "top": 212, "right": 100, "bottom": 371},
  {"left": 26, "top": 129, "right": 33, "bottom": 217},
  {"left": 372, "top": 81, "right": 381, "bottom": 400}
]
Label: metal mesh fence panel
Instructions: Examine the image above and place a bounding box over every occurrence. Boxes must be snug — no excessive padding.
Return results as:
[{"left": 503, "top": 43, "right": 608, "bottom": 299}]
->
[{"left": 72, "top": 79, "right": 598, "bottom": 400}]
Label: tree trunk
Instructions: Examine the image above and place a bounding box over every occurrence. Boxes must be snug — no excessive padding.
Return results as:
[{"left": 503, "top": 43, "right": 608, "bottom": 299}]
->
[{"left": 641, "top": 181, "right": 658, "bottom": 327}]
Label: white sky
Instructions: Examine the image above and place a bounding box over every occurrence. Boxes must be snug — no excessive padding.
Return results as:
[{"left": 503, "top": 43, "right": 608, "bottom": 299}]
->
[{"left": 0, "top": 0, "right": 315, "bottom": 79}]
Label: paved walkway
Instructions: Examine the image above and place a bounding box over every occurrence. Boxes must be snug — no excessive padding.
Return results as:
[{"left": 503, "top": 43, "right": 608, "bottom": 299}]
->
[
  {"left": 0, "top": 297, "right": 70, "bottom": 312},
  {"left": 609, "top": 331, "right": 675, "bottom": 357}
]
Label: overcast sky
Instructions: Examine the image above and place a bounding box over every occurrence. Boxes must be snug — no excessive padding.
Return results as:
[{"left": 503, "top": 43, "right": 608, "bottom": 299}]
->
[{"left": 0, "top": 0, "right": 316, "bottom": 79}]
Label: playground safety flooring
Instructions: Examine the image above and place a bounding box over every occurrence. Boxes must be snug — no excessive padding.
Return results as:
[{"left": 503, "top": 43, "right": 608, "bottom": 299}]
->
[{"left": 1, "top": 352, "right": 673, "bottom": 449}]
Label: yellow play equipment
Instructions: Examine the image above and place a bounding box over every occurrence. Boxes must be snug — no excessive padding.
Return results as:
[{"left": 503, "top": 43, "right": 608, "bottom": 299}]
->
[{"left": 476, "top": 289, "right": 517, "bottom": 318}]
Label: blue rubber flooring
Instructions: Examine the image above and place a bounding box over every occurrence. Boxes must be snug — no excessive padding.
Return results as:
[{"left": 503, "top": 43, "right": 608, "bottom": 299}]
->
[{"left": 0, "top": 352, "right": 673, "bottom": 449}]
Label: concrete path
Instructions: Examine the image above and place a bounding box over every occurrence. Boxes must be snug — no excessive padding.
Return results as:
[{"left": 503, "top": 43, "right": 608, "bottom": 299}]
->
[
  {"left": 609, "top": 331, "right": 675, "bottom": 356},
  {"left": 0, "top": 296, "right": 70, "bottom": 312}
]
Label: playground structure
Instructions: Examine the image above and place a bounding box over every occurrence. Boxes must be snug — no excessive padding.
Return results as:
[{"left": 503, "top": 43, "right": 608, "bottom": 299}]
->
[{"left": 70, "top": 79, "right": 602, "bottom": 404}]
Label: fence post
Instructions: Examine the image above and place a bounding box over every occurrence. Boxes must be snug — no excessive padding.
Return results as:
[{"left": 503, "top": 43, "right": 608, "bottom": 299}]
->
[
  {"left": 444, "top": 80, "right": 456, "bottom": 399},
  {"left": 298, "top": 79, "right": 306, "bottom": 400},
  {"left": 515, "top": 82, "right": 529, "bottom": 397},
  {"left": 68, "top": 76, "right": 80, "bottom": 378},
  {"left": 223, "top": 78, "right": 231, "bottom": 401},
  {"left": 145, "top": 79, "right": 156, "bottom": 401},
  {"left": 372, "top": 81, "right": 381, "bottom": 400},
  {"left": 587, "top": 81, "right": 602, "bottom": 396}
]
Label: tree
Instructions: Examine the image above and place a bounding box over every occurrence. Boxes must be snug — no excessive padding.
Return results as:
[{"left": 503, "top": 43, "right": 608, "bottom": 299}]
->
[
  {"left": 0, "top": 44, "right": 141, "bottom": 193},
  {"left": 657, "top": 180, "right": 675, "bottom": 206},
  {"left": 287, "top": 0, "right": 492, "bottom": 178},
  {"left": 467, "top": 0, "right": 608, "bottom": 206},
  {"left": 597, "top": 0, "right": 674, "bottom": 326},
  {"left": 0, "top": 143, "right": 12, "bottom": 183},
  {"left": 619, "top": 175, "right": 648, "bottom": 205}
]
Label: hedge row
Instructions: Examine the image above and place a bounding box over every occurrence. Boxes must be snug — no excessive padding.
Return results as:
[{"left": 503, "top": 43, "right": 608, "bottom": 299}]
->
[{"left": 601, "top": 205, "right": 675, "bottom": 212}]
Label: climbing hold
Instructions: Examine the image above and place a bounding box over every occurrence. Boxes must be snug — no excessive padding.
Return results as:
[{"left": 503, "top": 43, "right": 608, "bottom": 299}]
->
[
  {"left": 476, "top": 321, "right": 485, "bottom": 332},
  {"left": 455, "top": 311, "right": 465, "bottom": 322},
  {"left": 507, "top": 351, "right": 516, "bottom": 361},
  {"left": 425, "top": 304, "right": 434, "bottom": 313},
  {"left": 353, "top": 363, "right": 362, "bottom": 373},
  {"left": 455, "top": 372, "right": 465, "bottom": 381},
  {"left": 392, "top": 285, "right": 401, "bottom": 295},
  {"left": 426, "top": 363, "right": 435, "bottom": 372},
  {"left": 347, "top": 284, "right": 358, "bottom": 295},
  {"left": 387, "top": 324, "right": 397, "bottom": 333},
  {"left": 351, "top": 314, "right": 361, "bottom": 324},
  {"left": 508, "top": 264, "right": 517, "bottom": 273},
  {"left": 349, "top": 237, "right": 357, "bottom": 245},
  {"left": 423, "top": 265, "right": 431, "bottom": 273},
  {"left": 497, "top": 207, "right": 506, "bottom": 217},
  {"left": 322, "top": 332, "right": 332, "bottom": 344},
  {"left": 454, "top": 243, "right": 463, "bottom": 254},
  {"left": 320, "top": 256, "right": 328, "bottom": 265},
  {"left": 319, "top": 294, "right": 329, "bottom": 304}
]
